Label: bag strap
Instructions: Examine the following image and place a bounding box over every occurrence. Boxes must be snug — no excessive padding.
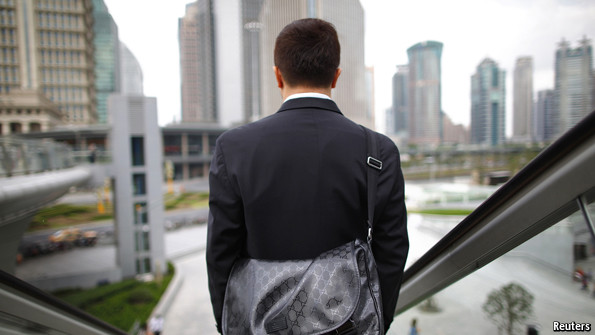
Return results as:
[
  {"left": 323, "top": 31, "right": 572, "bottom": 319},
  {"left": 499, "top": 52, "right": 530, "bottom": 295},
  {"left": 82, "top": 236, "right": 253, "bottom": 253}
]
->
[{"left": 362, "top": 126, "right": 382, "bottom": 243}]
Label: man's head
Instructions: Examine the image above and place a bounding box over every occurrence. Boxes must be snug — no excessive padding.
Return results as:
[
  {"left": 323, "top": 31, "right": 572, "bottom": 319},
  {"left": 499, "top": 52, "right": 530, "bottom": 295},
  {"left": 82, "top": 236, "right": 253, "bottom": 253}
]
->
[{"left": 274, "top": 18, "right": 341, "bottom": 90}]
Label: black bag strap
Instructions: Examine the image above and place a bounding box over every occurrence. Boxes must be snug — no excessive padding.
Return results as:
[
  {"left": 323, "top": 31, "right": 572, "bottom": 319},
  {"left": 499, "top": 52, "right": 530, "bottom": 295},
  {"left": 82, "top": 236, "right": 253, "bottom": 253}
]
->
[{"left": 362, "top": 126, "right": 382, "bottom": 243}]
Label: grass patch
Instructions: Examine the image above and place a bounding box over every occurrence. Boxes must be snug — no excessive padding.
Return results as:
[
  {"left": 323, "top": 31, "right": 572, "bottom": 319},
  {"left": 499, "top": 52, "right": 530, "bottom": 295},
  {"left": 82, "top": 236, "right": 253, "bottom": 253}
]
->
[
  {"left": 30, "top": 203, "right": 114, "bottom": 231},
  {"left": 27, "top": 192, "right": 210, "bottom": 232},
  {"left": 53, "top": 263, "right": 175, "bottom": 332},
  {"left": 164, "top": 192, "right": 209, "bottom": 210},
  {"left": 409, "top": 208, "right": 473, "bottom": 216}
]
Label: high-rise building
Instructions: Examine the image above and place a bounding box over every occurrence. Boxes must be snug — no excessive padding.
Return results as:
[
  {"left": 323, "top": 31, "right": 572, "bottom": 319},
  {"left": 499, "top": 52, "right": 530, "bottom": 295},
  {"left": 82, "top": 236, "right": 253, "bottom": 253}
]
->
[
  {"left": 535, "top": 89, "right": 555, "bottom": 142},
  {"left": 513, "top": 56, "right": 533, "bottom": 142},
  {"left": 179, "top": 0, "right": 217, "bottom": 123},
  {"left": 258, "top": 0, "right": 371, "bottom": 129},
  {"left": 242, "top": 0, "right": 265, "bottom": 122},
  {"left": 554, "top": 37, "right": 593, "bottom": 136},
  {"left": 407, "top": 41, "right": 443, "bottom": 145},
  {"left": 0, "top": 0, "right": 97, "bottom": 134},
  {"left": 470, "top": 58, "right": 506, "bottom": 146},
  {"left": 119, "top": 42, "right": 144, "bottom": 96},
  {"left": 93, "top": 0, "right": 120, "bottom": 124},
  {"left": 391, "top": 65, "right": 408, "bottom": 135}
]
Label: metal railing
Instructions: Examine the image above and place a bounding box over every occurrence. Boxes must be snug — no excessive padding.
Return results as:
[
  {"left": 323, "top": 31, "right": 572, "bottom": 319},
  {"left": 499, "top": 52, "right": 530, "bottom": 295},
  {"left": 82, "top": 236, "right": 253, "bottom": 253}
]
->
[
  {"left": 396, "top": 110, "right": 595, "bottom": 313},
  {"left": 0, "top": 137, "right": 75, "bottom": 178}
]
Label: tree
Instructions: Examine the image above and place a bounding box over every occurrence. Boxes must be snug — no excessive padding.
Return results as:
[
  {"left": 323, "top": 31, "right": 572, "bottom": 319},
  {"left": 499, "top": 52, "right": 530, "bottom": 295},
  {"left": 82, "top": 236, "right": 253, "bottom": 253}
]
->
[{"left": 482, "top": 282, "right": 534, "bottom": 335}]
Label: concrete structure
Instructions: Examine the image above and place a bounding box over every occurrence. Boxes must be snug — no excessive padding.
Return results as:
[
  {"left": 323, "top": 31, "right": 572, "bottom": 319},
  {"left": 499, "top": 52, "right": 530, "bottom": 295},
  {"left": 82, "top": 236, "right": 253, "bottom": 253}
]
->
[
  {"left": 258, "top": 0, "right": 371, "bottom": 129},
  {"left": 554, "top": 36, "right": 593, "bottom": 137},
  {"left": 92, "top": 0, "right": 120, "bottom": 124},
  {"left": 110, "top": 95, "right": 165, "bottom": 278},
  {"left": 119, "top": 42, "right": 144, "bottom": 96},
  {"left": 407, "top": 41, "right": 443, "bottom": 146},
  {"left": 391, "top": 65, "right": 409, "bottom": 136},
  {"left": 0, "top": 0, "right": 97, "bottom": 133},
  {"left": 0, "top": 166, "right": 91, "bottom": 274},
  {"left": 535, "top": 89, "right": 555, "bottom": 142},
  {"left": 470, "top": 58, "right": 506, "bottom": 146},
  {"left": 179, "top": 1, "right": 217, "bottom": 123},
  {"left": 512, "top": 56, "right": 534, "bottom": 142},
  {"left": 0, "top": 88, "right": 62, "bottom": 134}
]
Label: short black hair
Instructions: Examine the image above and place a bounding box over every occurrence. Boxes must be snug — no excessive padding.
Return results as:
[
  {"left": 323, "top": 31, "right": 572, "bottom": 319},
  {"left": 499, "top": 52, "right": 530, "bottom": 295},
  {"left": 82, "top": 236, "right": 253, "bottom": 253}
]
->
[{"left": 274, "top": 18, "right": 340, "bottom": 88}]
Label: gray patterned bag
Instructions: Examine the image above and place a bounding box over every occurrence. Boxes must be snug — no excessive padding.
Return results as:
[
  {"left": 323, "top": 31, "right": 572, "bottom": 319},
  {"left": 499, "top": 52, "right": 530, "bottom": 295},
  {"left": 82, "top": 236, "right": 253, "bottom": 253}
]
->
[{"left": 222, "top": 127, "right": 384, "bottom": 334}]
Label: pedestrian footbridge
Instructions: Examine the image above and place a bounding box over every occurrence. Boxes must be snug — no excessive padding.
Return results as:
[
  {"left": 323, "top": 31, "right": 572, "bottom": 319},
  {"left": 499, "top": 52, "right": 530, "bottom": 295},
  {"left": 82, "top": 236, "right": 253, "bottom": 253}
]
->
[
  {"left": 0, "top": 111, "right": 594, "bottom": 334},
  {"left": 0, "top": 138, "right": 98, "bottom": 275}
]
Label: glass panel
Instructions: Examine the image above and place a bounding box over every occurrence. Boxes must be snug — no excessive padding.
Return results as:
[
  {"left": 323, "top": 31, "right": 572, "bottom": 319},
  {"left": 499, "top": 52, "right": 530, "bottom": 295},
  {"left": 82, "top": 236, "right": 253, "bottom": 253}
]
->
[
  {"left": 163, "top": 135, "right": 181, "bottom": 156},
  {"left": 188, "top": 135, "right": 202, "bottom": 155},
  {"left": 133, "top": 202, "right": 147, "bottom": 225},
  {"left": 391, "top": 205, "right": 595, "bottom": 334},
  {"left": 132, "top": 173, "right": 146, "bottom": 195},
  {"left": 130, "top": 137, "right": 144, "bottom": 166}
]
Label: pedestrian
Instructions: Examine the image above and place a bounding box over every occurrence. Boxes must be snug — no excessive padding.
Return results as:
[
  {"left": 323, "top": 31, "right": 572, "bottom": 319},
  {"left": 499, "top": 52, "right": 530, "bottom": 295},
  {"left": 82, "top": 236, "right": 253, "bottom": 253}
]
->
[
  {"left": 148, "top": 314, "right": 163, "bottom": 335},
  {"left": 409, "top": 318, "right": 419, "bottom": 335},
  {"left": 207, "top": 18, "right": 408, "bottom": 334}
]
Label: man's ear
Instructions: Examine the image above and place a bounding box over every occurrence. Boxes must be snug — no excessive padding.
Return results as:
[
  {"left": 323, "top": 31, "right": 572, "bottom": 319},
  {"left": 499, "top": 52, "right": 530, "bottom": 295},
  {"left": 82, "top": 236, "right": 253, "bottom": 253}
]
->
[
  {"left": 273, "top": 66, "right": 284, "bottom": 89},
  {"left": 331, "top": 68, "right": 342, "bottom": 89}
]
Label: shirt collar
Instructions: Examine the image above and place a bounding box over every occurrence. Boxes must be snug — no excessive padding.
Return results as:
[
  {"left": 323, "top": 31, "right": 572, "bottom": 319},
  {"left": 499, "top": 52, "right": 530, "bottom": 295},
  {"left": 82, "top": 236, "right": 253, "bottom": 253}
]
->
[{"left": 283, "top": 92, "right": 332, "bottom": 102}]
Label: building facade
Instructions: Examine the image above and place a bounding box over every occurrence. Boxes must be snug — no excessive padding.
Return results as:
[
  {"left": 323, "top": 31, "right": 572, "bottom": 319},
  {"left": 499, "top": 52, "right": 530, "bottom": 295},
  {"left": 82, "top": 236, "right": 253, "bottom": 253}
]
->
[
  {"left": 178, "top": 0, "right": 217, "bottom": 123},
  {"left": 407, "top": 41, "right": 443, "bottom": 145},
  {"left": 554, "top": 37, "right": 593, "bottom": 137},
  {"left": 0, "top": 0, "right": 97, "bottom": 135},
  {"left": 512, "top": 56, "right": 533, "bottom": 142},
  {"left": 258, "top": 0, "right": 371, "bottom": 129},
  {"left": 92, "top": 0, "right": 119, "bottom": 124},
  {"left": 119, "top": 42, "right": 144, "bottom": 96},
  {"left": 391, "top": 65, "right": 409, "bottom": 135},
  {"left": 535, "top": 89, "right": 556, "bottom": 142},
  {"left": 470, "top": 58, "right": 506, "bottom": 146}
]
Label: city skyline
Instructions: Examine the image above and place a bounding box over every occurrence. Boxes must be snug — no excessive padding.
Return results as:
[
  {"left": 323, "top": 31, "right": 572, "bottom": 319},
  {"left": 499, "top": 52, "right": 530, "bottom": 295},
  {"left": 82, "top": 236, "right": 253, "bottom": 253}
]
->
[{"left": 103, "top": 0, "right": 595, "bottom": 134}]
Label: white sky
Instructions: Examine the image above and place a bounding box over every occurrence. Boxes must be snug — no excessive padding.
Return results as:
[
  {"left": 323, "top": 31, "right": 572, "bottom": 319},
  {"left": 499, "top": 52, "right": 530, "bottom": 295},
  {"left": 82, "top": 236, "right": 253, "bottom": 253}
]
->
[{"left": 104, "top": 0, "right": 595, "bottom": 134}]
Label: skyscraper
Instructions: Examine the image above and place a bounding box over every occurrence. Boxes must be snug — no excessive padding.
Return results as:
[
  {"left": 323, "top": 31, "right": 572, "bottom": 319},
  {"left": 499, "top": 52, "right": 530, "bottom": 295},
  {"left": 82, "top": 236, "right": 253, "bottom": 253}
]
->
[
  {"left": 471, "top": 58, "right": 506, "bottom": 146},
  {"left": 242, "top": 0, "right": 265, "bottom": 122},
  {"left": 258, "top": 0, "right": 371, "bottom": 129},
  {"left": 512, "top": 56, "right": 533, "bottom": 142},
  {"left": 535, "top": 89, "right": 555, "bottom": 142},
  {"left": 179, "top": 0, "right": 217, "bottom": 123},
  {"left": 391, "top": 65, "right": 409, "bottom": 135},
  {"left": 407, "top": 41, "right": 443, "bottom": 145},
  {"left": 93, "top": 0, "right": 120, "bottom": 124},
  {"left": 554, "top": 37, "right": 593, "bottom": 136},
  {"left": 119, "top": 42, "right": 144, "bottom": 96},
  {"left": 0, "top": 0, "right": 97, "bottom": 134}
]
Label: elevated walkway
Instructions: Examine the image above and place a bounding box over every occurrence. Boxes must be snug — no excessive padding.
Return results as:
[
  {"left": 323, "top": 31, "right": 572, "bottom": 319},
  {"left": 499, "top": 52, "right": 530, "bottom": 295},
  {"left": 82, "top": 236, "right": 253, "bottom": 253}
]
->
[{"left": 0, "top": 166, "right": 92, "bottom": 274}]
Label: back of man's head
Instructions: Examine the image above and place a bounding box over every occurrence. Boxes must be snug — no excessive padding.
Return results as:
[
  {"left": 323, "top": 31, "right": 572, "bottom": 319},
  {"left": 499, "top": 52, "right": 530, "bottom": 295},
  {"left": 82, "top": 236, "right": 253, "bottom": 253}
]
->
[{"left": 274, "top": 18, "right": 340, "bottom": 88}]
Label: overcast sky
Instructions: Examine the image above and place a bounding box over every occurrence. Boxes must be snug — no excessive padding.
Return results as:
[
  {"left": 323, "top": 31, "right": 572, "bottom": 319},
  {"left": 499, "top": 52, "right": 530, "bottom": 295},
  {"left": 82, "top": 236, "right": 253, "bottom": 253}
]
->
[{"left": 104, "top": 0, "right": 595, "bottom": 134}]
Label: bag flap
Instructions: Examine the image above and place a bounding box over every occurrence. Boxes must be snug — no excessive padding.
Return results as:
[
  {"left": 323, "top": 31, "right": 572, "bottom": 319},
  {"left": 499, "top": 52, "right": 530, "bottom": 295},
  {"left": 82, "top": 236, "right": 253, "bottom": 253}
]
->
[{"left": 223, "top": 241, "right": 361, "bottom": 334}]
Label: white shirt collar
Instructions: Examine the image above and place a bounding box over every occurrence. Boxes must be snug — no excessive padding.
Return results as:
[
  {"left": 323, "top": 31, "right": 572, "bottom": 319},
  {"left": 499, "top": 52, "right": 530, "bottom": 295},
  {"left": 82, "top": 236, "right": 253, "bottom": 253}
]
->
[{"left": 283, "top": 92, "right": 332, "bottom": 102}]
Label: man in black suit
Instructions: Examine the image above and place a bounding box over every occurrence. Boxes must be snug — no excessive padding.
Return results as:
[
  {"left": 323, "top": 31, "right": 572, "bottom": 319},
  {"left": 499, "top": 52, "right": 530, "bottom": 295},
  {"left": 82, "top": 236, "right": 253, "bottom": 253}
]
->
[{"left": 207, "top": 18, "right": 408, "bottom": 333}]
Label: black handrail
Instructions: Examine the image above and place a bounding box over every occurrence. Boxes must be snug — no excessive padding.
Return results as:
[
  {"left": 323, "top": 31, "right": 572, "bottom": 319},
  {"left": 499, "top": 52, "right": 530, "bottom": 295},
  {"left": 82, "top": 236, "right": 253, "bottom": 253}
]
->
[
  {"left": 402, "top": 110, "right": 595, "bottom": 283},
  {"left": 0, "top": 269, "right": 128, "bottom": 335}
]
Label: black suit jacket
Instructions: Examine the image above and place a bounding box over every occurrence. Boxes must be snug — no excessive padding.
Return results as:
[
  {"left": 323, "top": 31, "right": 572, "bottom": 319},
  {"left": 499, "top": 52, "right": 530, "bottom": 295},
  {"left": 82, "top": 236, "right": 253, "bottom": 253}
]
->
[{"left": 206, "top": 97, "right": 408, "bottom": 332}]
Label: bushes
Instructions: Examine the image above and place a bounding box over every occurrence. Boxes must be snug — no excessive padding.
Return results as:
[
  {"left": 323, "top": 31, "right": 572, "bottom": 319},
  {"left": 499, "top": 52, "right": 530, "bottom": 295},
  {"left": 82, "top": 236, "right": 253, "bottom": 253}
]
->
[{"left": 53, "top": 263, "right": 175, "bottom": 331}]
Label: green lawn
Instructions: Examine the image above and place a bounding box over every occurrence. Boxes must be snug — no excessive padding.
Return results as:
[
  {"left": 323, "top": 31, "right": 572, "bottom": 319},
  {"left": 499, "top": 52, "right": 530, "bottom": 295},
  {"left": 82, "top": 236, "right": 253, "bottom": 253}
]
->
[
  {"left": 53, "top": 263, "right": 175, "bottom": 332},
  {"left": 28, "top": 192, "right": 209, "bottom": 232}
]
